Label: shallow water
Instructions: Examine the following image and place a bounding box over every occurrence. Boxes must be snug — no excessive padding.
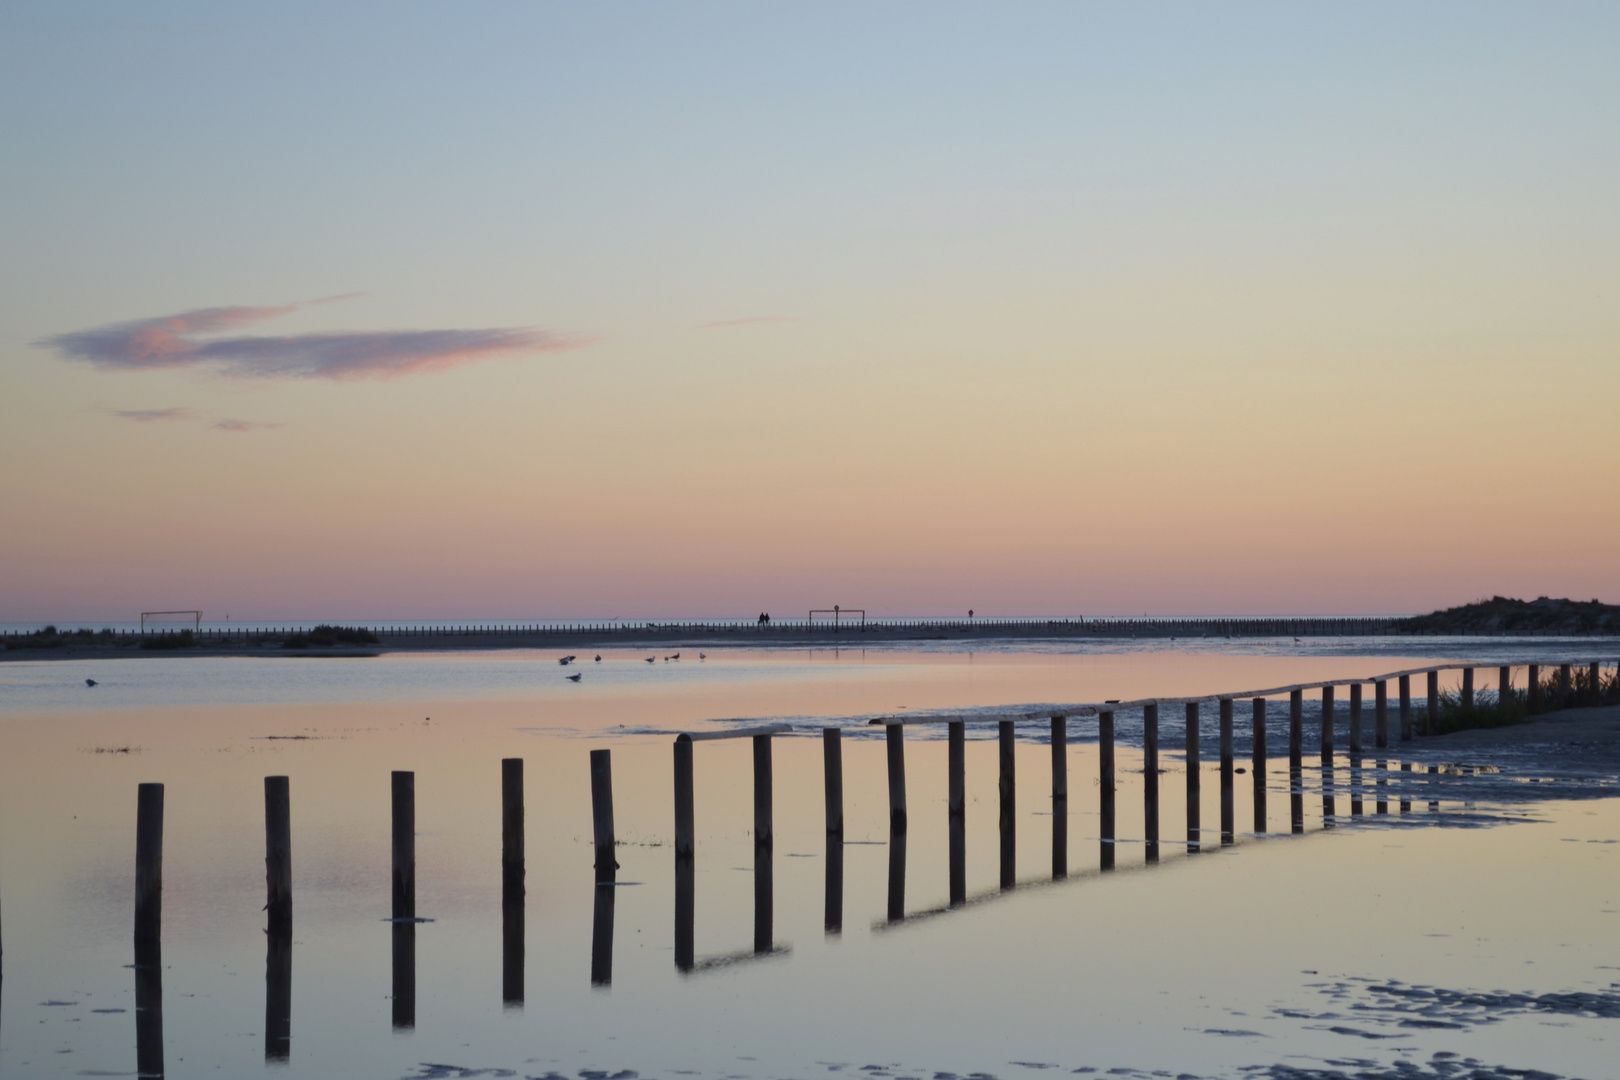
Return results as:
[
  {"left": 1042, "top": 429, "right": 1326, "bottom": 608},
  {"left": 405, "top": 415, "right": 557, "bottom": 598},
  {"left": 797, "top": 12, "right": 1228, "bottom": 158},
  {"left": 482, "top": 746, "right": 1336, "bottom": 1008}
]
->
[{"left": 1, "top": 644, "right": 1616, "bottom": 1079}]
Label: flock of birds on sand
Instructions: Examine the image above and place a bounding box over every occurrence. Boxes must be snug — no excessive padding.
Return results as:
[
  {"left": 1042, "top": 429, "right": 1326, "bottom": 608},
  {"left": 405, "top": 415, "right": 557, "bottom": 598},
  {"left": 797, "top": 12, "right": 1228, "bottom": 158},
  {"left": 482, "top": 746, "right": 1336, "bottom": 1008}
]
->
[{"left": 557, "top": 650, "right": 705, "bottom": 682}]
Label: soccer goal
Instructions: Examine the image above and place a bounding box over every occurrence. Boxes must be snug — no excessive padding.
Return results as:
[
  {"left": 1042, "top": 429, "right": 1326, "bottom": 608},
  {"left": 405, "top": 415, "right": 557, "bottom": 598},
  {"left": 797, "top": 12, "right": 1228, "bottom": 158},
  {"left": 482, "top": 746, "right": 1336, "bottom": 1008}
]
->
[{"left": 141, "top": 610, "right": 202, "bottom": 635}]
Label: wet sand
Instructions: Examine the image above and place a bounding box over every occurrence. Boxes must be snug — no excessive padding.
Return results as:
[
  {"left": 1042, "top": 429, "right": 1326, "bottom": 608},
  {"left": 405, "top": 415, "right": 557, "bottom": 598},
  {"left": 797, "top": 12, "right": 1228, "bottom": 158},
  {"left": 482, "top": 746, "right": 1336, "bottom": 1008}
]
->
[{"left": 1423, "top": 704, "right": 1620, "bottom": 752}]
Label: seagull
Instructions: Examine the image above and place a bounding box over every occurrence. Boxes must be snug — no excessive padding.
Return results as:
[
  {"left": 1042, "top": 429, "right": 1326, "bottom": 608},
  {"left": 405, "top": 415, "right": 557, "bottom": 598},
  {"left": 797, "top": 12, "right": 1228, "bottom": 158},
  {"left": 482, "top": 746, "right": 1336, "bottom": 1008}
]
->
[
  {"left": 85, "top": 678, "right": 98, "bottom": 687},
  {"left": 594, "top": 654, "right": 602, "bottom": 662},
  {"left": 645, "top": 656, "right": 656, "bottom": 663},
  {"left": 566, "top": 673, "right": 582, "bottom": 682},
  {"left": 559, "top": 654, "right": 577, "bottom": 665},
  {"left": 699, "top": 652, "right": 706, "bottom": 661},
  {"left": 672, "top": 652, "right": 680, "bottom": 660}
]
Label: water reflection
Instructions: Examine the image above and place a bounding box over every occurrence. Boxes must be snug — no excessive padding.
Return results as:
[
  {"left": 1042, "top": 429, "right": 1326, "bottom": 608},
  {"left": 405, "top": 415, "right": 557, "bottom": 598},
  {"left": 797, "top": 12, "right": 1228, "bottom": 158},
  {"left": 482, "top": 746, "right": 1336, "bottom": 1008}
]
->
[
  {"left": 135, "top": 946, "right": 164, "bottom": 1077},
  {"left": 265, "top": 930, "right": 292, "bottom": 1062},
  {"left": 391, "top": 921, "right": 415, "bottom": 1029},
  {"left": 590, "top": 883, "right": 615, "bottom": 987},
  {"left": 887, "top": 829, "right": 907, "bottom": 922}
]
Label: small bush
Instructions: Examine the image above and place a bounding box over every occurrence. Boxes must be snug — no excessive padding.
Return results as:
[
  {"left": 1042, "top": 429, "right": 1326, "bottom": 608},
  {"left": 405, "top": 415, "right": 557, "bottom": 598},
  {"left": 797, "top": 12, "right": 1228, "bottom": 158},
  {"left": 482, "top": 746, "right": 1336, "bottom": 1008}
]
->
[
  {"left": 284, "top": 624, "right": 378, "bottom": 648},
  {"left": 141, "top": 630, "right": 194, "bottom": 650}
]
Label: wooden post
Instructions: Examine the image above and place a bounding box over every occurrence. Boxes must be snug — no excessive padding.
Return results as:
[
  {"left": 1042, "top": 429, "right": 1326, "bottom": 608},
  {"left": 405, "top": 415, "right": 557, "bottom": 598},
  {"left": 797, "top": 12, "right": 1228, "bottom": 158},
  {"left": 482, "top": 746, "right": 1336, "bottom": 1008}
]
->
[
  {"left": 1288, "top": 690, "right": 1303, "bottom": 835},
  {"left": 135, "top": 782, "right": 164, "bottom": 964},
  {"left": 1251, "top": 698, "right": 1267, "bottom": 834},
  {"left": 1375, "top": 680, "right": 1389, "bottom": 749},
  {"left": 589, "top": 750, "right": 616, "bottom": 883},
  {"left": 1051, "top": 715, "right": 1068, "bottom": 879},
  {"left": 1590, "top": 662, "right": 1602, "bottom": 705},
  {"left": 1218, "top": 699, "right": 1233, "bottom": 846},
  {"left": 1399, "top": 675, "right": 1413, "bottom": 741},
  {"left": 886, "top": 723, "right": 907, "bottom": 833},
  {"left": 502, "top": 758, "right": 524, "bottom": 907},
  {"left": 1184, "top": 702, "right": 1200, "bottom": 853},
  {"left": 1498, "top": 666, "right": 1512, "bottom": 712},
  {"left": 1426, "top": 670, "right": 1440, "bottom": 734},
  {"left": 264, "top": 776, "right": 292, "bottom": 934},
  {"left": 1099, "top": 711, "right": 1116, "bottom": 870},
  {"left": 1528, "top": 664, "right": 1541, "bottom": 712},
  {"left": 1462, "top": 668, "right": 1474, "bottom": 709},
  {"left": 753, "top": 734, "right": 773, "bottom": 849},
  {"left": 823, "top": 728, "right": 844, "bottom": 838},
  {"left": 1321, "top": 685, "right": 1335, "bottom": 756},
  {"left": 948, "top": 720, "right": 965, "bottom": 904},
  {"left": 998, "top": 720, "right": 1016, "bottom": 888},
  {"left": 1559, "top": 663, "right": 1572, "bottom": 707},
  {"left": 392, "top": 771, "right": 415, "bottom": 919},
  {"left": 673, "top": 735, "right": 695, "bottom": 862},
  {"left": 1143, "top": 704, "right": 1159, "bottom": 863},
  {"left": 1349, "top": 684, "right": 1363, "bottom": 755}
]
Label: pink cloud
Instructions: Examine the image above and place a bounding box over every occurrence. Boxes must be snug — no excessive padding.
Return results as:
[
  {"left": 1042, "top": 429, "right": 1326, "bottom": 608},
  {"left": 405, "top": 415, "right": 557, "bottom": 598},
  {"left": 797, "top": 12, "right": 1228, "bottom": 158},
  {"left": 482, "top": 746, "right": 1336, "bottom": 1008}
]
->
[
  {"left": 697, "top": 316, "right": 800, "bottom": 329},
  {"left": 213, "top": 419, "right": 285, "bottom": 433},
  {"left": 108, "top": 406, "right": 196, "bottom": 422},
  {"left": 39, "top": 295, "right": 589, "bottom": 380}
]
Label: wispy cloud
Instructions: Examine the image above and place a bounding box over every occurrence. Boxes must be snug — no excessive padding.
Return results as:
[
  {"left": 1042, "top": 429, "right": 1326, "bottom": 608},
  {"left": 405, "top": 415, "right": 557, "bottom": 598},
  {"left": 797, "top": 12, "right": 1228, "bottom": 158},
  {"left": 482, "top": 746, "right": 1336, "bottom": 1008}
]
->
[
  {"left": 108, "top": 406, "right": 196, "bottom": 423},
  {"left": 40, "top": 295, "right": 589, "bottom": 380},
  {"left": 696, "top": 316, "right": 800, "bottom": 329},
  {"left": 213, "top": 418, "right": 285, "bottom": 433}
]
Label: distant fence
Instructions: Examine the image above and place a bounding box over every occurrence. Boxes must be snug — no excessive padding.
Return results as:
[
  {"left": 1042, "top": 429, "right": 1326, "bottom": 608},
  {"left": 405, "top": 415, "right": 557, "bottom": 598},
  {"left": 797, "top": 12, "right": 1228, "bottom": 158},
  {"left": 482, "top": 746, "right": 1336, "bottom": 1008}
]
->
[{"left": 3, "top": 615, "right": 1416, "bottom": 642}]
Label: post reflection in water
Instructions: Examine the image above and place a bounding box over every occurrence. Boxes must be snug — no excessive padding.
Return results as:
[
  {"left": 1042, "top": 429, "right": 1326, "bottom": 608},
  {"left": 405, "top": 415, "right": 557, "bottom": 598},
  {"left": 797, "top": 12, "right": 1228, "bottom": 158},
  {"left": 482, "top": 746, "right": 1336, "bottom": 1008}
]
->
[
  {"left": 502, "top": 894, "right": 523, "bottom": 1008},
  {"left": 754, "top": 835, "right": 774, "bottom": 954},
  {"left": 265, "top": 929, "right": 292, "bottom": 1062},
  {"left": 1376, "top": 758, "right": 1389, "bottom": 815},
  {"left": 1321, "top": 748, "right": 1336, "bottom": 828},
  {"left": 391, "top": 922, "right": 415, "bottom": 1030},
  {"left": 1350, "top": 756, "right": 1364, "bottom": 818},
  {"left": 135, "top": 946, "right": 164, "bottom": 1078},
  {"left": 590, "top": 882, "right": 615, "bottom": 987},
  {"left": 887, "top": 829, "right": 907, "bottom": 923},
  {"left": 824, "top": 830, "right": 844, "bottom": 934},
  {"left": 1400, "top": 761, "right": 1413, "bottom": 814}
]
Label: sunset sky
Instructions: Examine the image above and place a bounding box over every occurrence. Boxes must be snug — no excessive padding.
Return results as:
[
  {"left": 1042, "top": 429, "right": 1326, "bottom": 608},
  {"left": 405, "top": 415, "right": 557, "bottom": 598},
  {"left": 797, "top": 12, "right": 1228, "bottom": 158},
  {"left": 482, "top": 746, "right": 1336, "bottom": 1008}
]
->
[{"left": 2, "top": 3, "right": 1617, "bottom": 621}]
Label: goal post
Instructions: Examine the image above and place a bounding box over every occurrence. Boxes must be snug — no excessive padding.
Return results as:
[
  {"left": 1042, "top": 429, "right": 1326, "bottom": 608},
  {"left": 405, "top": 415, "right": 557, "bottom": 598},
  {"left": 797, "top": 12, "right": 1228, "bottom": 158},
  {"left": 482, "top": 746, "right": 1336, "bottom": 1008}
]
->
[{"left": 141, "top": 610, "right": 202, "bottom": 635}]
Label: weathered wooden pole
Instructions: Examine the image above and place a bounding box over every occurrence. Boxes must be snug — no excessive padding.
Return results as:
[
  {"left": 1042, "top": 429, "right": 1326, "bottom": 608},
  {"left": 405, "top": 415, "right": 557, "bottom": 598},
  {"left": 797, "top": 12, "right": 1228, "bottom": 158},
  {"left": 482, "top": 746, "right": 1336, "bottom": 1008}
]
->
[
  {"left": 1320, "top": 685, "right": 1335, "bottom": 757},
  {"left": 589, "top": 751, "right": 616, "bottom": 883},
  {"left": 1559, "top": 663, "right": 1572, "bottom": 707},
  {"left": 1251, "top": 698, "right": 1267, "bottom": 833},
  {"left": 1099, "top": 710, "right": 1116, "bottom": 870},
  {"left": 1288, "top": 690, "right": 1304, "bottom": 835},
  {"left": 1399, "top": 675, "right": 1413, "bottom": 741},
  {"left": 1498, "top": 666, "right": 1512, "bottom": 711},
  {"left": 998, "top": 720, "right": 1016, "bottom": 888},
  {"left": 673, "top": 736, "right": 695, "bottom": 861},
  {"left": 886, "top": 723, "right": 907, "bottom": 833},
  {"left": 1184, "top": 702, "right": 1200, "bottom": 853},
  {"left": 1375, "top": 680, "right": 1389, "bottom": 749},
  {"left": 823, "top": 728, "right": 844, "bottom": 838},
  {"left": 1349, "top": 684, "right": 1363, "bottom": 755},
  {"left": 1143, "top": 704, "right": 1160, "bottom": 863},
  {"left": 1426, "top": 670, "right": 1440, "bottom": 734},
  {"left": 1528, "top": 664, "right": 1541, "bottom": 712},
  {"left": 502, "top": 758, "right": 524, "bottom": 906},
  {"left": 134, "top": 782, "right": 165, "bottom": 1074},
  {"left": 264, "top": 776, "right": 291, "bottom": 934},
  {"left": 1218, "top": 698, "right": 1234, "bottom": 846},
  {"left": 392, "top": 771, "right": 415, "bottom": 919},
  {"left": 1051, "top": 715, "right": 1068, "bottom": 878},
  {"left": 1590, "top": 662, "right": 1602, "bottom": 705},
  {"left": 1461, "top": 667, "right": 1474, "bottom": 709},
  {"left": 753, "top": 734, "right": 773, "bottom": 850},
  {"left": 135, "top": 782, "right": 164, "bottom": 957},
  {"left": 948, "top": 720, "right": 965, "bottom": 905}
]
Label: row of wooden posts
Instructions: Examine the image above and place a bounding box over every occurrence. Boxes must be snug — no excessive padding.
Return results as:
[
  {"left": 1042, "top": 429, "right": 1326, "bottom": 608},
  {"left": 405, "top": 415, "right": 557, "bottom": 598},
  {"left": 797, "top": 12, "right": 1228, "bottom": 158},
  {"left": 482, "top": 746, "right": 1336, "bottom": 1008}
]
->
[{"left": 114, "top": 659, "right": 1610, "bottom": 1074}]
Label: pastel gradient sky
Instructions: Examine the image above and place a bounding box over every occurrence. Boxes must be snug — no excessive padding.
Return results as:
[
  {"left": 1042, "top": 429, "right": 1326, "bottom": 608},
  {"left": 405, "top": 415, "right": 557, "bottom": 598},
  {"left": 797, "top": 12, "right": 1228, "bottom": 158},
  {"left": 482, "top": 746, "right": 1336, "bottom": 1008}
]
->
[{"left": 2, "top": 3, "right": 1617, "bottom": 621}]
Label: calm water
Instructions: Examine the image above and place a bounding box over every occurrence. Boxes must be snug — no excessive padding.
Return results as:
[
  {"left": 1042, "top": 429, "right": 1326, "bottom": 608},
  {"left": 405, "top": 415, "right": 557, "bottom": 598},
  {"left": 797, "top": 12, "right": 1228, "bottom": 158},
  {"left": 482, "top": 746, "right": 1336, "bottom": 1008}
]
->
[{"left": 2, "top": 642, "right": 1617, "bottom": 1079}]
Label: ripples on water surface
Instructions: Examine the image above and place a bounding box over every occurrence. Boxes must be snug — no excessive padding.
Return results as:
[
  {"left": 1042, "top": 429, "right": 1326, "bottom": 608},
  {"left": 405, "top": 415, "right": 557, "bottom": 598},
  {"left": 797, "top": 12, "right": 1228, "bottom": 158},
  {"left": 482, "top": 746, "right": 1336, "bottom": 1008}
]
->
[{"left": 1, "top": 641, "right": 1617, "bottom": 1079}]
